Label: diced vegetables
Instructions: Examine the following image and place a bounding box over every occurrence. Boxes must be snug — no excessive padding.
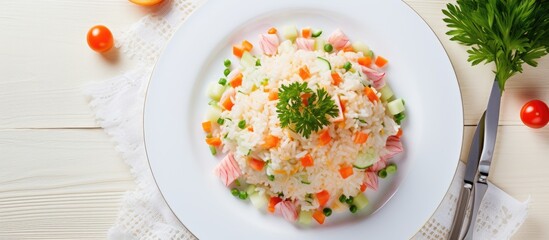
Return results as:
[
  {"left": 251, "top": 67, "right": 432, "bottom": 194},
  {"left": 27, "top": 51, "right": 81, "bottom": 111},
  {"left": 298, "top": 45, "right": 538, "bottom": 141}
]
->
[
  {"left": 378, "top": 169, "right": 388, "bottom": 178},
  {"left": 331, "top": 72, "right": 343, "bottom": 86},
  {"left": 343, "top": 62, "right": 352, "bottom": 71},
  {"left": 364, "top": 87, "right": 379, "bottom": 103},
  {"left": 338, "top": 164, "right": 354, "bottom": 179},
  {"left": 354, "top": 194, "right": 369, "bottom": 210},
  {"left": 238, "top": 120, "right": 246, "bottom": 129},
  {"left": 230, "top": 72, "right": 243, "bottom": 88},
  {"left": 282, "top": 25, "right": 298, "bottom": 41},
  {"left": 323, "top": 207, "right": 332, "bottom": 216},
  {"left": 268, "top": 27, "right": 277, "bottom": 34},
  {"left": 299, "top": 66, "right": 311, "bottom": 80},
  {"left": 318, "top": 129, "right": 331, "bottom": 146},
  {"left": 357, "top": 56, "right": 372, "bottom": 67},
  {"left": 314, "top": 38, "right": 325, "bottom": 51},
  {"left": 240, "top": 51, "right": 256, "bottom": 68},
  {"left": 312, "top": 209, "right": 326, "bottom": 224},
  {"left": 246, "top": 184, "right": 257, "bottom": 195},
  {"left": 233, "top": 45, "right": 245, "bottom": 58},
  {"left": 201, "top": 121, "right": 212, "bottom": 133},
  {"left": 375, "top": 56, "right": 388, "bottom": 67},
  {"left": 209, "top": 146, "right": 217, "bottom": 155},
  {"left": 298, "top": 210, "right": 313, "bottom": 225},
  {"left": 316, "top": 190, "right": 330, "bottom": 207},
  {"left": 242, "top": 40, "right": 253, "bottom": 52},
  {"left": 323, "top": 43, "right": 333, "bottom": 52},
  {"left": 206, "top": 106, "right": 222, "bottom": 122},
  {"left": 301, "top": 27, "right": 312, "bottom": 38},
  {"left": 387, "top": 98, "right": 405, "bottom": 115},
  {"left": 300, "top": 153, "right": 314, "bottom": 167},
  {"left": 206, "top": 137, "right": 222, "bottom": 147},
  {"left": 268, "top": 90, "right": 279, "bottom": 101},
  {"left": 268, "top": 196, "right": 283, "bottom": 213},
  {"left": 224, "top": 68, "right": 230, "bottom": 77},
  {"left": 386, "top": 163, "right": 397, "bottom": 174},
  {"left": 360, "top": 183, "right": 367, "bottom": 192},
  {"left": 353, "top": 132, "right": 369, "bottom": 144},
  {"left": 352, "top": 41, "right": 370, "bottom": 56},
  {"left": 224, "top": 59, "right": 231, "bottom": 67},
  {"left": 316, "top": 57, "right": 332, "bottom": 71},
  {"left": 396, "top": 128, "right": 403, "bottom": 138},
  {"left": 379, "top": 84, "right": 394, "bottom": 102},
  {"left": 349, "top": 205, "right": 358, "bottom": 213},
  {"left": 353, "top": 148, "right": 378, "bottom": 169},
  {"left": 249, "top": 158, "right": 265, "bottom": 171},
  {"left": 262, "top": 135, "right": 280, "bottom": 149},
  {"left": 249, "top": 191, "right": 268, "bottom": 209},
  {"left": 207, "top": 82, "right": 226, "bottom": 101}
]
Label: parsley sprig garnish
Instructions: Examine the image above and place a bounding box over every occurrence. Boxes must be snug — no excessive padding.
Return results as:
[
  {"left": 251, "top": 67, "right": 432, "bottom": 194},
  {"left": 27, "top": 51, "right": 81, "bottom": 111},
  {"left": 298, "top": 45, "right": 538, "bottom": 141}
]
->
[
  {"left": 443, "top": 0, "right": 549, "bottom": 90},
  {"left": 276, "top": 82, "right": 338, "bottom": 138}
]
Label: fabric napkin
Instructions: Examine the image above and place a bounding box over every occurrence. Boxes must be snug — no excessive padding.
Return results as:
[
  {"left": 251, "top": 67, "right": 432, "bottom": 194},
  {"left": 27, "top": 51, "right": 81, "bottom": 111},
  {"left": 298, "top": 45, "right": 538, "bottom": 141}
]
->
[{"left": 85, "top": 1, "right": 529, "bottom": 239}]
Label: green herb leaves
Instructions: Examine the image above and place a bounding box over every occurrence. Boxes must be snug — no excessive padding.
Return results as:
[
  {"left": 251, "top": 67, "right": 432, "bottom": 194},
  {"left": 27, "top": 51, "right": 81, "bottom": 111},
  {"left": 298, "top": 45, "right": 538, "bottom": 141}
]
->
[
  {"left": 276, "top": 82, "right": 338, "bottom": 138},
  {"left": 443, "top": 0, "right": 549, "bottom": 90}
]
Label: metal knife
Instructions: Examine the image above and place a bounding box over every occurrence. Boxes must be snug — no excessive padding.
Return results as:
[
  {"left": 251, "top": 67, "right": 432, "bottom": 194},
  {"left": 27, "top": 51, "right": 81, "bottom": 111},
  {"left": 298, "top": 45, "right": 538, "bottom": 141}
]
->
[
  {"left": 463, "top": 80, "right": 502, "bottom": 240},
  {"left": 448, "top": 112, "right": 485, "bottom": 240}
]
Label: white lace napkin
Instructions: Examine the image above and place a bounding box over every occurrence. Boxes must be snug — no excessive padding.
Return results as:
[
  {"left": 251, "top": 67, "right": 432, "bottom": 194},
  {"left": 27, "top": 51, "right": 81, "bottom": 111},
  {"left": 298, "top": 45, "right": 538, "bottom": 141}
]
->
[{"left": 85, "top": 1, "right": 529, "bottom": 239}]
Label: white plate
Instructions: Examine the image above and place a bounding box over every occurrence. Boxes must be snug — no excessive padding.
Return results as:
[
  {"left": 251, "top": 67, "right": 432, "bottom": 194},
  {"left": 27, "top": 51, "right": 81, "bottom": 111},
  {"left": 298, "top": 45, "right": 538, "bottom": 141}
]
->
[{"left": 144, "top": 0, "right": 463, "bottom": 239}]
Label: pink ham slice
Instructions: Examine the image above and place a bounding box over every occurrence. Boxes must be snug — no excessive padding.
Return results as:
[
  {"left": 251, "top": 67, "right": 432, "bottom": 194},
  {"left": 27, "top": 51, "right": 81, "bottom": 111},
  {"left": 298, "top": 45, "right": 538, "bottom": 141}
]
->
[
  {"left": 259, "top": 33, "right": 279, "bottom": 56},
  {"left": 213, "top": 153, "right": 241, "bottom": 187},
  {"left": 327, "top": 29, "right": 350, "bottom": 51},
  {"left": 274, "top": 200, "right": 298, "bottom": 222},
  {"left": 361, "top": 66, "right": 386, "bottom": 89},
  {"left": 363, "top": 171, "right": 379, "bottom": 190},
  {"left": 296, "top": 37, "right": 315, "bottom": 51},
  {"left": 369, "top": 157, "right": 387, "bottom": 172},
  {"left": 383, "top": 136, "right": 403, "bottom": 159}
]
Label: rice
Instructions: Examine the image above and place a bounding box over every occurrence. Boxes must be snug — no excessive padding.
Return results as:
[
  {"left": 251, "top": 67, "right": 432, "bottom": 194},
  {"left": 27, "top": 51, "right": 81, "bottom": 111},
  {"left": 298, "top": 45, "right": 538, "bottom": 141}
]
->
[{"left": 215, "top": 38, "right": 399, "bottom": 211}]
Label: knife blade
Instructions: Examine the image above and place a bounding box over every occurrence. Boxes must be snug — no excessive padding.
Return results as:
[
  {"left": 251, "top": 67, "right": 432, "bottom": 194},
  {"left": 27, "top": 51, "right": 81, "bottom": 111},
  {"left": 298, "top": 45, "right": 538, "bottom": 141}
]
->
[
  {"left": 463, "top": 80, "right": 501, "bottom": 240},
  {"left": 448, "top": 112, "right": 485, "bottom": 240}
]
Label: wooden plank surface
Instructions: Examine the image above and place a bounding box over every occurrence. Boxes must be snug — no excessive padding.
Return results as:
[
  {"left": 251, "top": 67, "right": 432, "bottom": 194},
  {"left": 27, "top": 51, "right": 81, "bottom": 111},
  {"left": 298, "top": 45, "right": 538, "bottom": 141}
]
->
[{"left": 0, "top": 0, "right": 547, "bottom": 239}]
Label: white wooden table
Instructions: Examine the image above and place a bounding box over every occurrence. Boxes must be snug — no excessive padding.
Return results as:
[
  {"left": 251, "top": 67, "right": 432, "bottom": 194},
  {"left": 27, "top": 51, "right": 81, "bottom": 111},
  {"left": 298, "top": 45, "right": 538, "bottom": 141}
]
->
[{"left": 1, "top": 1, "right": 547, "bottom": 239}]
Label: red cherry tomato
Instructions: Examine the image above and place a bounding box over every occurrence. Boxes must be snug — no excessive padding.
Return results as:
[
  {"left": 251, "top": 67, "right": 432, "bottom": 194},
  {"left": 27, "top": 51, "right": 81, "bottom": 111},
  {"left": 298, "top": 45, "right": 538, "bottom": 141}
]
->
[
  {"left": 87, "top": 25, "right": 114, "bottom": 53},
  {"left": 520, "top": 100, "right": 549, "bottom": 129},
  {"left": 129, "top": 0, "right": 164, "bottom": 6}
]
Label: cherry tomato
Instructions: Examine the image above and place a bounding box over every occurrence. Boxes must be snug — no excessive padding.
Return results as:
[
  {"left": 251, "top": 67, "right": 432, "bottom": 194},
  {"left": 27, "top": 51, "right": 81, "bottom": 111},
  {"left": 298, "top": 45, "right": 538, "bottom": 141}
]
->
[
  {"left": 520, "top": 100, "right": 549, "bottom": 129},
  {"left": 87, "top": 25, "right": 114, "bottom": 53},
  {"left": 129, "top": 0, "right": 164, "bottom": 6}
]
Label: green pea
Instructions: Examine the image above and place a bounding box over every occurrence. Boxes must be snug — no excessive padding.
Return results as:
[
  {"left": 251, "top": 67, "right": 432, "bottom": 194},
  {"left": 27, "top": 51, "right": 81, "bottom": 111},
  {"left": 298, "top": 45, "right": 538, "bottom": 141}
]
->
[
  {"left": 231, "top": 188, "right": 239, "bottom": 197},
  {"left": 238, "top": 191, "right": 248, "bottom": 200},
  {"left": 224, "top": 68, "right": 231, "bottom": 76},
  {"left": 324, "top": 43, "right": 333, "bottom": 52},
  {"left": 386, "top": 164, "right": 397, "bottom": 174},
  {"left": 339, "top": 195, "right": 347, "bottom": 203},
  {"left": 224, "top": 59, "right": 231, "bottom": 67},
  {"left": 255, "top": 59, "right": 261, "bottom": 66},
  {"left": 378, "top": 169, "right": 388, "bottom": 178},
  {"left": 238, "top": 120, "right": 246, "bottom": 129},
  {"left": 323, "top": 208, "right": 332, "bottom": 217},
  {"left": 350, "top": 205, "right": 358, "bottom": 213},
  {"left": 343, "top": 62, "right": 352, "bottom": 71},
  {"left": 268, "top": 175, "right": 275, "bottom": 181},
  {"left": 218, "top": 78, "right": 227, "bottom": 85},
  {"left": 217, "top": 118, "right": 225, "bottom": 125},
  {"left": 345, "top": 196, "right": 354, "bottom": 204}
]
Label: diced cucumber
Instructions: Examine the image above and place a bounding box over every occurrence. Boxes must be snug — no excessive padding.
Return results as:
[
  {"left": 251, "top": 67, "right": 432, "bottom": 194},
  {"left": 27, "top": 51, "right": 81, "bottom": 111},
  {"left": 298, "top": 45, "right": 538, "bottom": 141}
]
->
[
  {"left": 206, "top": 106, "right": 222, "bottom": 123},
  {"left": 386, "top": 164, "right": 397, "bottom": 174},
  {"left": 300, "top": 174, "right": 311, "bottom": 185},
  {"left": 249, "top": 191, "right": 268, "bottom": 210},
  {"left": 246, "top": 184, "right": 257, "bottom": 195},
  {"left": 353, "top": 148, "right": 379, "bottom": 169},
  {"left": 209, "top": 146, "right": 217, "bottom": 155},
  {"left": 354, "top": 194, "right": 369, "bottom": 210},
  {"left": 352, "top": 41, "right": 370, "bottom": 56},
  {"left": 207, "top": 82, "right": 226, "bottom": 101},
  {"left": 316, "top": 57, "right": 332, "bottom": 71},
  {"left": 298, "top": 210, "right": 313, "bottom": 225},
  {"left": 240, "top": 51, "right": 255, "bottom": 69},
  {"left": 379, "top": 84, "right": 395, "bottom": 102},
  {"left": 387, "top": 98, "right": 405, "bottom": 115},
  {"left": 282, "top": 25, "right": 298, "bottom": 41},
  {"left": 314, "top": 38, "right": 325, "bottom": 51}
]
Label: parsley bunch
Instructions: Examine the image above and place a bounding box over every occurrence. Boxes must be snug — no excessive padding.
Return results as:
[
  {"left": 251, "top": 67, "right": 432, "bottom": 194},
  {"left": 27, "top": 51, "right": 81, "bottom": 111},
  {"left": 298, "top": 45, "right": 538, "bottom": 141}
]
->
[
  {"left": 443, "top": 0, "right": 549, "bottom": 90},
  {"left": 276, "top": 82, "right": 338, "bottom": 138}
]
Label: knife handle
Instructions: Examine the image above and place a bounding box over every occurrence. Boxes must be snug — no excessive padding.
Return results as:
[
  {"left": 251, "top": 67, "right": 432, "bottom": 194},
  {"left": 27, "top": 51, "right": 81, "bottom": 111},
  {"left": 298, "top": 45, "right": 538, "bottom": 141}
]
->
[
  {"left": 448, "top": 183, "right": 472, "bottom": 240},
  {"left": 463, "top": 181, "right": 489, "bottom": 240}
]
